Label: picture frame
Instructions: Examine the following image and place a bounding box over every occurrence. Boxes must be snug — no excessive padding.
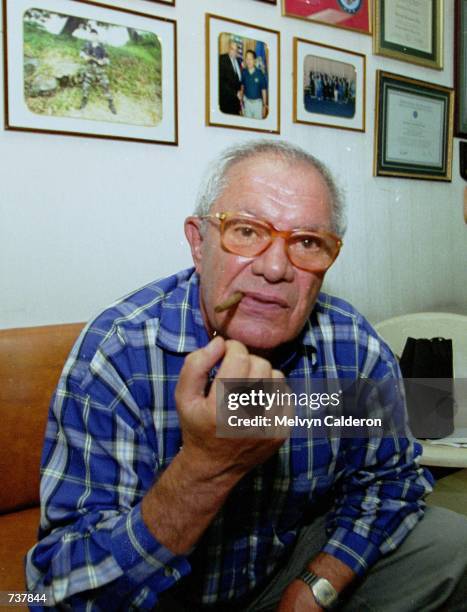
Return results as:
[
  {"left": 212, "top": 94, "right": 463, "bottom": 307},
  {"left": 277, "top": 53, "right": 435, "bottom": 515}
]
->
[
  {"left": 144, "top": 0, "right": 175, "bottom": 5},
  {"left": 206, "top": 13, "right": 280, "bottom": 134},
  {"left": 455, "top": 0, "right": 467, "bottom": 137},
  {"left": 282, "top": 0, "right": 372, "bottom": 35},
  {"left": 374, "top": 71, "right": 454, "bottom": 181},
  {"left": 373, "top": 0, "right": 443, "bottom": 70},
  {"left": 293, "top": 37, "right": 366, "bottom": 133},
  {"left": 3, "top": 0, "right": 178, "bottom": 146}
]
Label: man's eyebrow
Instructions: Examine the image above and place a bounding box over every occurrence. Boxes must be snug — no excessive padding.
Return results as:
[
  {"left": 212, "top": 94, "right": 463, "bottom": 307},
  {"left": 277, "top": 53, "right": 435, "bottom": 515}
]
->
[{"left": 237, "top": 210, "right": 328, "bottom": 232}]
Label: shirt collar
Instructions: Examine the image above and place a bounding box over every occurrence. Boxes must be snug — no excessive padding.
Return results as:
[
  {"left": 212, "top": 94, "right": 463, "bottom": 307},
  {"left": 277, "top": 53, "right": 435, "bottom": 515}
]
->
[{"left": 156, "top": 268, "right": 210, "bottom": 354}]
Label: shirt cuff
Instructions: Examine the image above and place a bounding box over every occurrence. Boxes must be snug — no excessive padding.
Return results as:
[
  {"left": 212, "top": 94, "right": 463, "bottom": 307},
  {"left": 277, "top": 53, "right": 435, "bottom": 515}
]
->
[
  {"left": 111, "top": 502, "right": 191, "bottom": 594},
  {"left": 322, "top": 527, "right": 381, "bottom": 577}
]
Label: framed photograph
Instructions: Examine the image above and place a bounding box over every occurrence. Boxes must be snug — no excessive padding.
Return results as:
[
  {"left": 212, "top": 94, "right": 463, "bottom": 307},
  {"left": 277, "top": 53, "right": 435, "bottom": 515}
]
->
[
  {"left": 293, "top": 38, "right": 365, "bottom": 132},
  {"left": 3, "top": 0, "right": 178, "bottom": 145},
  {"left": 374, "top": 71, "right": 454, "bottom": 181},
  {"left": 282, "top": 0, "right": 371, "bottom": 35},
  {"left": 206, "top": 13, "right": 280, "bottom": 134},
  {"left": 373, "top": 0, "right": 443, "bottom": 69},
  {"left": 455, "top": 0, "right": 467, "bottom": 137}
]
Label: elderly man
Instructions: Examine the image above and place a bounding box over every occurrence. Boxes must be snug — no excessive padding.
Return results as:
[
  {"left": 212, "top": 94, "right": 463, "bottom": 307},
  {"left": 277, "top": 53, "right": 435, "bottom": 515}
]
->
[
  {"left": 219, "top": 40, "right": 243, "bottom": 115},
  {"left": 27, "top": 141, "right": 467, "bottom": 611}
]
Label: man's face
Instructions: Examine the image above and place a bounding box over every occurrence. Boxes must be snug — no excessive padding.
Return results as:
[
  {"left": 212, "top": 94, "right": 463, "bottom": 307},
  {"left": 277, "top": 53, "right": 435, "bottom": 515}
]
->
[
  {"left": 229, "top": 43, "right": 238, "bottom": 59},
  {"left": 245, "top": 53, "right": 255, "bottom": 70},
  {"left": 185, "top": 155, "right": 334, "bottom": 353}
]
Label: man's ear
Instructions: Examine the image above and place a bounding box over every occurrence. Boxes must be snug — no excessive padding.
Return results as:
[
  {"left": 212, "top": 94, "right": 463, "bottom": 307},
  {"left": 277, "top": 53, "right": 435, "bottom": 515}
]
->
[{"left": 184, "top": 216, "right": 204, "bottom": 273}]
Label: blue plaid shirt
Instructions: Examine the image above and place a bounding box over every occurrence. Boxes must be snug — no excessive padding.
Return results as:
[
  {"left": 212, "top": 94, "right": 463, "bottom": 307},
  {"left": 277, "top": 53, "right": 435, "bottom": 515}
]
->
[{"left": 26, "top": 268, "right": 433, "bottom": 610}]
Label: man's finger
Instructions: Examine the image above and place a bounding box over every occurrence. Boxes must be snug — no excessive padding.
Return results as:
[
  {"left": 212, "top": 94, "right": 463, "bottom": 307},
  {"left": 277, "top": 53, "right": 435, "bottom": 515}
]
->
[
  {"left": 177, "top": 336, "right": 225, "bottom": 401},
  {"left": 247, "top": 356, "right": 273, "bottom": 380},
  {"left": 271, "top": 369, "right": 285, "bottom": 379},
  {"left": 215, "top": 340, "right": 251, "bottom": 380}
]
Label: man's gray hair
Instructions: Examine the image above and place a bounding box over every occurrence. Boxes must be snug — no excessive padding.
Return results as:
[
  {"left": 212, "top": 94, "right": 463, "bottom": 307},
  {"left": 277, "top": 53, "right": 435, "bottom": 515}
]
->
[{"left": 194, "top": 140, "right": 346, "bottom": 237}]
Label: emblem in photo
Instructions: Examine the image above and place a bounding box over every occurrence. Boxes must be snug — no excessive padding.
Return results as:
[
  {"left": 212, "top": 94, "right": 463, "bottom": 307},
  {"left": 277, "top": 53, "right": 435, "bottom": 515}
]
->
[{"left": 337, "top": 0, "right": 363, "bottom": 15}]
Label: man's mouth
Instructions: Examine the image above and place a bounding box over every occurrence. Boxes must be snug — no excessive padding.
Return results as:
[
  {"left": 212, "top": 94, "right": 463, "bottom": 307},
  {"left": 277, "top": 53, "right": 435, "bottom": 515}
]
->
[{"left": 240, "top": 291, "right": 289, "bottom": 309}]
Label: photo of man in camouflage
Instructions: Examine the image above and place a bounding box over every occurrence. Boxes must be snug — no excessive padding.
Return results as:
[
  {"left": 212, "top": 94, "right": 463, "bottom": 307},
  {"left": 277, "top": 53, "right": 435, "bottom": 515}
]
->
[{"left": 79, "top": 28, "right": 116, "bottom": 115}]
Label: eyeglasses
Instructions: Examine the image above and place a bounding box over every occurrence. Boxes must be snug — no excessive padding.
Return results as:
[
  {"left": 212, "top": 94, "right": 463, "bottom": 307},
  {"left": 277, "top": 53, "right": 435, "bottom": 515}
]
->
[{"left": 200, "top": 212, "right": 342, "bottom": 273}]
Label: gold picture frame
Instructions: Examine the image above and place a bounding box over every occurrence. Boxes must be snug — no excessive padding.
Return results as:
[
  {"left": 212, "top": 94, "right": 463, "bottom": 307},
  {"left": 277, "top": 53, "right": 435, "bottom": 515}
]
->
[
  {"left": 3, "top": 0, "right": 178, "bottom": 145},
  {"left": 206, "top": 13, "right": 280, "bottom": 134},
  {"left": 374, "top": 71, "right": 454, "bottom": 181},
  {"left": 293, "top": 37, "right": 366, "bottom": 133},
  {"left": 373, "top": 0, "right": 443, "bottom": 70}
]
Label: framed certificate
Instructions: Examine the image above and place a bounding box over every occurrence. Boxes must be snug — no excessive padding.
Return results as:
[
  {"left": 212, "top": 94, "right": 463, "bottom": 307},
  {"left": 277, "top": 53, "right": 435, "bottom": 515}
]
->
[
  {"left": 374, "top": 71, "right": 454, "bottom": 181},
  {"left": 455, "top": 0, "right": 467, "bottom": 137},
  {"left": 373, "top": 0, "right": 443, "bottom": 69}
]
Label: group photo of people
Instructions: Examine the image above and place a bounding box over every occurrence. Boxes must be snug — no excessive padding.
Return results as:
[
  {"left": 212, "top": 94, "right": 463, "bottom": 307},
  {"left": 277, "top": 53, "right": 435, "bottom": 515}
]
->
[
  {"left": 218, "top": 32, "right": 269, "bottom": 120},
  {"left": 303, "top": 54, "right": 356, "bottom": 119}
]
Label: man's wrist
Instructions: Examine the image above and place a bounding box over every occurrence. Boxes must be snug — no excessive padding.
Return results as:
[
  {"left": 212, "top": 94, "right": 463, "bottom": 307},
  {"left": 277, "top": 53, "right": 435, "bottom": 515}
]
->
[
  {"left": 298, "top": 570, "right": 339, "bottom": 610},
  {"left": 177, "top": 445, "right": 244, "bottom": 488}
]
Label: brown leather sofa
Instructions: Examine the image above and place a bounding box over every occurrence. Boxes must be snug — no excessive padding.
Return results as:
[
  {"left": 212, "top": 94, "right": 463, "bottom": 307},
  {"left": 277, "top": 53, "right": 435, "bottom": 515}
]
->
[{"left": 0, "top": 323, "right": 84, "bottom": 606}]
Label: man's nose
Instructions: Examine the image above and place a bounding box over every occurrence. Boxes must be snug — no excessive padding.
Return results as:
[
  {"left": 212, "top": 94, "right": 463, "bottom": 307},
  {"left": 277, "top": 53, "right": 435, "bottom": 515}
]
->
[{"left": 250, "top": 237, "right": 294, "bottom": 283}]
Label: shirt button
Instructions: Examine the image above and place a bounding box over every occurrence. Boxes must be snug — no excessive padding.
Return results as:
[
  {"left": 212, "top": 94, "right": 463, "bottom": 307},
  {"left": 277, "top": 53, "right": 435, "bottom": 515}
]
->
[{"left": 164, "top": 567, "right": 174, "bottom": 577}]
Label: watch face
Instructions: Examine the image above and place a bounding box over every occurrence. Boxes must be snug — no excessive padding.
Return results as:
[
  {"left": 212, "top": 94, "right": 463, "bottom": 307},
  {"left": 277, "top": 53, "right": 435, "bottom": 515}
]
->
[{"left": 312, "top": 577, "right": 339, "bottom": 609}]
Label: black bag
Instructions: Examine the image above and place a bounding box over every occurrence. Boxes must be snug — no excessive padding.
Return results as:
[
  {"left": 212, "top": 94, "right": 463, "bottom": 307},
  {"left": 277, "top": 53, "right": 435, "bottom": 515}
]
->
[{"left": 399, "top": 337, "right": 454, "bottom": 439}]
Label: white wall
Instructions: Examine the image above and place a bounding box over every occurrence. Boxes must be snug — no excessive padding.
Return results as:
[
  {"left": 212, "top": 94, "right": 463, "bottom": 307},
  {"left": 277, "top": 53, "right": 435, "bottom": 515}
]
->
[{"left": 1, "top": 0, "right": 466, "bottom": 329}]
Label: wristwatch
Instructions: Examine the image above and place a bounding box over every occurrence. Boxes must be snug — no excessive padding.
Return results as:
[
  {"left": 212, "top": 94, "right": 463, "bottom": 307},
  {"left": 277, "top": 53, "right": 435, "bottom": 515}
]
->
[{"left": 298, "top": 569, "right": 339, "bottom": 610}]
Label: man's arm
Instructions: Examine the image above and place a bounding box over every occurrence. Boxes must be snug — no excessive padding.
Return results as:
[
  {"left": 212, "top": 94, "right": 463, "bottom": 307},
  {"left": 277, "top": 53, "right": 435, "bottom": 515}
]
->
[
  {"left": 278, "top": 553, "right": 355, "bottom": 611},
  {"left": 27, "top": 334, "right": 286, "bottom": 609},
  {"left": 261, "top": 87, "right": 268, "bottom": 118},
  {"left": 142, "top": 337, "right": 286, "bottom": 554},
  {"left": 278, "top": 341, "right": 434, "bottom": 610},
  {"left": 26, "top": 373, "right": 189, "bottom": 611}
]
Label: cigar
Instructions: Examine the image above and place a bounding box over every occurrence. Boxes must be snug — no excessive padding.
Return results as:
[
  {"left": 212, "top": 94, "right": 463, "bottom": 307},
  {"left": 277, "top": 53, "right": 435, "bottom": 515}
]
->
[{"left": 214, "top": 291, "right": 244, "bottom": 313}]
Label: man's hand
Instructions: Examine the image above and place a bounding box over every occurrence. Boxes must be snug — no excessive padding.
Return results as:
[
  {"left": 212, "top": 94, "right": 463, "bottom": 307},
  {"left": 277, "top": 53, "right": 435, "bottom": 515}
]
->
[
  {"left": 142, "top": 336, "right": 287, "bottom": 555},
  {"left": 277, "top": 580, "right": 322, "bottom": 612},
  {"left": 175, "top": 336, "right": 286, "bottom": 479}
]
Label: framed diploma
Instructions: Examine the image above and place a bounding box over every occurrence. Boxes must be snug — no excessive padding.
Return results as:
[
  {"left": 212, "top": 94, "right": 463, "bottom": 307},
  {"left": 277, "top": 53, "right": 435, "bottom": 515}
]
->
[
  {"left": 374, "top": 71, "right": 454, "bottom": 181},
  {"left": 373, "top": 0, "right": 443, "bottom": 69},
  {"left": 455, "top": 0, "right": 467, "bottom": 137}
]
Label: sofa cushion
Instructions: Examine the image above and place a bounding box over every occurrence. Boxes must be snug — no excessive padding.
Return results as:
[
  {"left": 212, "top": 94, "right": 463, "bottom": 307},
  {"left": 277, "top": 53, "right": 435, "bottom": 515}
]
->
[
  {"left": 0, "top": 323, "right": 84, "bottom": 513},
  {"left": 0, "top": 506, "right": 40, "bottom": 602}
]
